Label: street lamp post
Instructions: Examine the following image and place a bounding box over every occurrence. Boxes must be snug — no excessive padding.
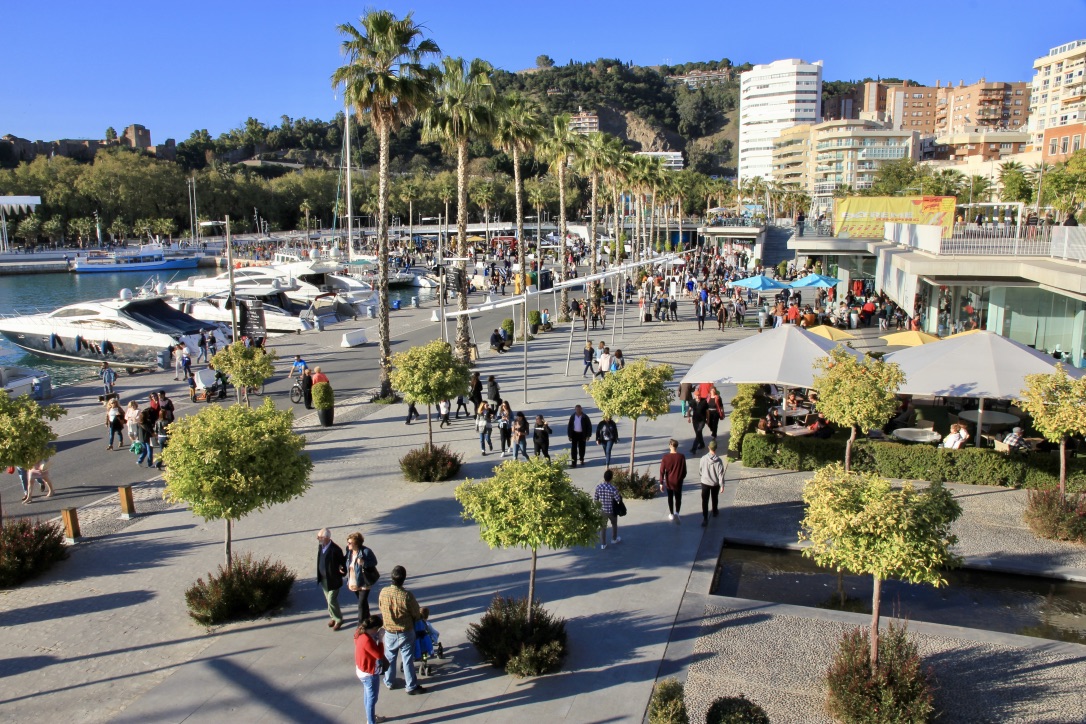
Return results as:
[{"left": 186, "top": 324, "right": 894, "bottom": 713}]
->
[{"left": 200, "top": 215, "right": 237, "bottom": 343}]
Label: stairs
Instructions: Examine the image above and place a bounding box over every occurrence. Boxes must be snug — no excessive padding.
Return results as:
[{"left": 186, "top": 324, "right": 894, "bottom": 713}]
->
[{"left": 762, "top": 226, "right": 796, "bottom": 268}]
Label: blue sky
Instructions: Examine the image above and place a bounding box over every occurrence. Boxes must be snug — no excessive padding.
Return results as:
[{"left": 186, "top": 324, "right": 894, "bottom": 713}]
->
[{"left": 4, "top": 0, "right": 1084, "bottom": 144}]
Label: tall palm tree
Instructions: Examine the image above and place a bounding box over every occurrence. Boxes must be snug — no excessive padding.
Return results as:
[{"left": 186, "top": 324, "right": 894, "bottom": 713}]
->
[
  {"left": 576, "top": 131, "right": 612, "bottom": 275},
  {"left": 539, "top": 114, "right": 584, "bottom": 320},
  {"left": 422, "top": 57, "right": 496, "bottom": 362},
  {"left": 332, "top": 10, "right": 439, "bottom": 397},
  {"left": 601, "top": 137, "right": 632, "bottom": 264},
  {"left": 525, "top": 176, "right": 553, "bottom": 257},
  {"left": 493, "top": 92, "right": 543, "bottom": 335},
  {"left": 431, "top": 171, "right": 456, "bottom": 247}
]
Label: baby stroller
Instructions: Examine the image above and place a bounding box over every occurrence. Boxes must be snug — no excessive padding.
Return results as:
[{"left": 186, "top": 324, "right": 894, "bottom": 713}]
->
[
  {"left": 192, "top": 369, "right": 225, "bottom": 403},
  {"left": 412, "top": 609, "right": 443, "bottom": 677}
]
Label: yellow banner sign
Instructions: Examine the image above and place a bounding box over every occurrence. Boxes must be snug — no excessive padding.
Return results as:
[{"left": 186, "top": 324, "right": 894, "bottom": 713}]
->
[{"left": 834, "top": 196, "right": 956, "bottom": 239}]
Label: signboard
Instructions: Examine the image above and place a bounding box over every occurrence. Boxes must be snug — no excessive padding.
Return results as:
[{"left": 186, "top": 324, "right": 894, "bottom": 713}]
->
[
  {"left": 238, "top": 300, "right": 266, "bottom": 339},
  {"left": 834, "top": 196, "right": 955, "bottom": 240}
]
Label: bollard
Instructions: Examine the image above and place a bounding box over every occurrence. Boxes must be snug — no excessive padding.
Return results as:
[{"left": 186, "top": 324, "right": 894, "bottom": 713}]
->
[
  {"left": 411, "top": 296, "right": 419, "bottom": 308},
  {"left": 430, "top": 309, "right": 441, "bottom": 322},
  {"left": 61, "top": 508, "right": 82, "bottom": 543},
  {"left": 118, "top": 485, "right": 136, "bottom": 520},
  {"left": 367, "top": 305, "right": 376, "bottom": 319}
]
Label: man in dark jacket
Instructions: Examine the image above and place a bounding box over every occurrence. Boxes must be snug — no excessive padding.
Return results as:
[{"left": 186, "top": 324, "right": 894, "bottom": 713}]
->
[
  {"left": 567, "top": 404, "right": 593, "bottom": 468},
  {"left": 690, "top": 390, "right": 709, "bottom": 454},
  {"left": 316, "top": 527, "right": 347, "bottom": 630}
]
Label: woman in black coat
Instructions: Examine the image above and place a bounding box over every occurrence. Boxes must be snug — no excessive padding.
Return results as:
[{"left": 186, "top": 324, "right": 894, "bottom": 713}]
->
[
  {"left": 301, "top": 368, "right": 314, "bottom": 409},
  {"left": 469, "top": 371, "right": 483, "bottom": 411}
]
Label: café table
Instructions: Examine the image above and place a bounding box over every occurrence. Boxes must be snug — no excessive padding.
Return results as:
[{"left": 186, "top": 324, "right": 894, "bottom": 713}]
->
[
  {"left": 781, "top": 424, "right": 814, "bottom": 437},
  {"left": 771, "top": 406, "right": 811, "bottom": 422},
  {"left": 892, "top": 428, "right": 943, "bottom": 444},
  {"left": 957, "top": 410, "right": 1020, "bottom": 428}
]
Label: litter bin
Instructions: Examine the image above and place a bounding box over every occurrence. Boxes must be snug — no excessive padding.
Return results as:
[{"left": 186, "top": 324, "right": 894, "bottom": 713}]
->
[
  {"left": 32, "top": 377, "right": 52, "bottom": 400},
  {"left": 538, "top": 269, "right": 553, "bottom": 290},
  {"left": 411, "top": 296, "right": 419, "bottom": 308},
  {"left": 391, "top": 299, "right": 402, "bottom": 311}
]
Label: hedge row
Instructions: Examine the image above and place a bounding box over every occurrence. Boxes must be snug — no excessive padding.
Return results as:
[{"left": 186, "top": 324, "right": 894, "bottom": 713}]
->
[{"left": 740, "top": 433, "right": 1086, "bottom": 491}]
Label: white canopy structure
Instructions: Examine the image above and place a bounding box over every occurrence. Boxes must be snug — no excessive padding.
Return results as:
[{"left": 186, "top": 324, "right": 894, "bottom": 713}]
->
[
  {"left": 0, "top": 196, "right": 41, "bottom": 253},
  {"left": 681, "top": 324, "right": 863, "bottom": 388}
]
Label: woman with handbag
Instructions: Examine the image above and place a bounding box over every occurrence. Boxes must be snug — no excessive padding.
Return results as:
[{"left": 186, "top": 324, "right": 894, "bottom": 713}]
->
[
  {"left": 593, "top": 469, "right": 623, "bottom": 549},
  {"left": 476, "top": 402, "right": 494, "bottom": 455},
  {"left": 354, "top": 615, "right": 387, "bottom": 724},
  {"left": 345, "top": 532, "right": 379, "bottom": 621}
]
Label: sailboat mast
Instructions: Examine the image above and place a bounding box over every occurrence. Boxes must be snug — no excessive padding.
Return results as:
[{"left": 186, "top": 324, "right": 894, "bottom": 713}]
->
[{"left": 345, "top": 108, "right": 354, "bottom": 263}]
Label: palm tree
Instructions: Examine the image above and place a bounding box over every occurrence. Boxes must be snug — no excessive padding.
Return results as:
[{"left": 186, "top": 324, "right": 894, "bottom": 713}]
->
[
  {"left": 469, "top": 177, "right": 496, "bottom": 242},
  {"left": 576, "top": 131, "right": 612, "bottom": 274},
  {"left": 493, "top": 92, "right": 543, "bottom": 335},
  {"left": 600, "top": 137, "right": 632, "bottom": 264},
  {"left": 332, "top": 10, "right": 439, "bottom": 397},
  {"left": 422, "top": 57, "right": 496, "bottom": 362},
  {"left": 539, "top": 114, "right": 584, "bottom": 321},
  {"left": 431, "top": 171, "right": 456, "bottom": 248},
  {"left": 524, "top": 176, "right": 553, "bottom": 257}
]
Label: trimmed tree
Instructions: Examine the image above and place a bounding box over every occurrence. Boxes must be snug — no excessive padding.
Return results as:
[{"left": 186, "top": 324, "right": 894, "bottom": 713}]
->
[
  {"left": 1019, "top": 367, "right": 1086, "bottom": 498},
  {"left": 209, "top": 343, "right": 277, "bottom": 406},
  {"left": 812, "top": 347, "right": 904, "bottom": 471},
  {"left": 455, "top": 456, "right": 601, "bottom": 630},
  {"left": 163, "top": 398, "right": 313, "bottom": 566},
  {"left": 583, "top": 358, "right": 674, "bottom": 475},
  {"left": 0, "top": 394, "right": 65, "bottom": 527},
  {"left": 800, "top": 464, "right": 961, "bottom": 672},
  {"left": 391, "top": 340, "right": 472, "bottom": 451}
]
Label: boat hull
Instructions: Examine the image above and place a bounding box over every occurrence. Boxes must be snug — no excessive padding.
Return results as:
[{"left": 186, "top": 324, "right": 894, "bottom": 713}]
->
[
  {"left": 0, "top": 331, "right": 169, "bottom": 369},
  {"left": 73, "top": 257, "right": 201, "bottom": 273}
]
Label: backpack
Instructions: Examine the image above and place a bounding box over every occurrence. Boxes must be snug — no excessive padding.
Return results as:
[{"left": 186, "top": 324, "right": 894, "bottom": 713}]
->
[{"left": 610, "top": 359, "right": 619, "bottom": 372}]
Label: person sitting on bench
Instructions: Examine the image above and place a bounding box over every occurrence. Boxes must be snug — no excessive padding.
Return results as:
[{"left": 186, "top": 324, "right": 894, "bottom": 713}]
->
[{"left": 490, "top": 329, "right": 506, "bottom": 354}]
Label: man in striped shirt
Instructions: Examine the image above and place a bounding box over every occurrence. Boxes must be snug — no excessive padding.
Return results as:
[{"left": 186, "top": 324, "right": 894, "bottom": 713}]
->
[{"left": 593, "top": 469, "right": 622, "bottom": 550}]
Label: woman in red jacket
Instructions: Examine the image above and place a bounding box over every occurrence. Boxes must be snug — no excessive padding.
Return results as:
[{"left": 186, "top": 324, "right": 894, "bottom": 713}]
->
[
  {"left": 659, "top": 438, "right": 688, "bottom": 524},
  {"left": 355, "top": 616, "right": 387, "bottom": 724}
]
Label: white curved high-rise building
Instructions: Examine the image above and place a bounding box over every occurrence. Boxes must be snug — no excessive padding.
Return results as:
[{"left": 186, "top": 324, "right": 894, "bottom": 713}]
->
[{"left": 739, "top": 58, "right": 823, "bottom": 181}]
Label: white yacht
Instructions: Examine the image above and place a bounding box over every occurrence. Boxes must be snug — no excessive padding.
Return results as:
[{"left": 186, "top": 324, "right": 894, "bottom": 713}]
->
[{"left": 0, "top": 291, "right": 223, "bottom": 370}]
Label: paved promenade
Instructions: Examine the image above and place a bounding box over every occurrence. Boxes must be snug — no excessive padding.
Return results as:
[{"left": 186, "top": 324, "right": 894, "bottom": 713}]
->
[{"left": 3, "top": 300, "right": 1086, "bottom": 723}]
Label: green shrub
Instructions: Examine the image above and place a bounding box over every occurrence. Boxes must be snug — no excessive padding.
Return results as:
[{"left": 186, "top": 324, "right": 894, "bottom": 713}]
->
[
  {"left": 528, "top": 310, "right": 542, "bottom": 326},
  {"left": 825, "top": 624, "right": 934, "bottom": 724},
  {"left": 312, "top": 382, "right": 334, "bottom": 410},
  {"left": 706, "top": 694, "right": 770, "bottom": 724},
  {"left": 185, "top": 553, "right": 295, "bottom": 625},
  {"left": 610, "top": 467, "right": 658, "bottom": 500},
  {"left": 649, "top": 677, "right": 689, "bottom": 724},
  {"left": 1025, "top": 489, "right": 1086, "bottom": 542},
  {"left": 399, "top": 444, "right": 463, "bottom": 482},
  {"left": 728, "top": 384, "right": 761, "bottom": 457},
  {"left": 0, "top": 518, "right": 68, "bottom": 588},
  {"left": 370, "top": 393, "right": 401, "bottom": 405},
  {"left": 501, "top": 318, "right": 515, "bottom": 339},
  {"left": 467, "top": 595, "right": 567, "bottom": 675}
]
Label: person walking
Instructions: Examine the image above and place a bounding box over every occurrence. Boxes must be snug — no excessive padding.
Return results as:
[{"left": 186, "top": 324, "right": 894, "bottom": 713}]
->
[
  {"left": 135, "top": 407, "right": 156, "bottom": 468},
  {"left": 706, "top": 386, "right": 724, "bottom": 439},
  {"left": 104, "top": 398, "right": 125, "bottom": 450},
  {"left": 583, "top": 341, "right": 595, "bottom": 378},
  {"left": 593, "top": 469, "right": 622, "bottom": 550},
  {"left": 196, "top": 330, "right": 209, "bottom": 363},
  {"left": 496, "top": 402, "right": 513, "bottom": 456},
  {"left": 124, "top": 400, "right": 141, "bottom": 443},
  {"left": 567, "top": 405, "right": 593, "bottom": 468},
  {"left": 469, "top": 371, "right": 483, "bottom": 412},
  {"left": 690, "top": 390, "right": 708, "bottom": 454},
  {"left": 659, "top": 439, "right": 688, "bottom": 524},
  {"left": 486, "top": 375, "right": 501, "bottom": 413},
  {"left": 379, "top": 566, "right": 428, "bottom": 695},
  {"left": 699, "top": 440, "right": 726, "bottom": 527},
  {"left": 99, "top": 362, "right": 117, "bottom": 397},
  {"left": 595, "top": 415, "right": 619, "bottom": 468},
  {"left": 354, "top": 616, "right": 387, "bottom": 724},
  {"left": 157, "top": 390, "right": 175, "bottom": 427},
  {"left": 346, "top": 532, "right": 379, "bottom": 622},
  {"left": 595, "top": 347, "right": 612, "bottom": 380},
  {"left": 301, "top": 368, "right": 314, "bottom": 410},
  {"left": 316, "top": 528, "right": 347, "bottom": 631},
  {"left": 475, "top": 401, "right": 494, "bottom": 455},
  {"left": 405, "top": 399, "right": 420, "bottom": 425},
  {"left": 438, "top": 399, "right": 451, "bottom": 428},
  {"left": 511, "top": 411, "right": 530, "bottom": 461},
  {"left": 454, "top": 393, "right": 470, "bottom": 419},
  {"left": 173, "top": 343, "right": 185, "bottom": 380},
  {"left": 532, "top": 415, "right": 553, "bottom": 460}
]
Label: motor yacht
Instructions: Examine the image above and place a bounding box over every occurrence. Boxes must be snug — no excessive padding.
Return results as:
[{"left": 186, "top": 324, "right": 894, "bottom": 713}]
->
[{"left": 71, "top": 243, "right": 201, "bottom": 273}]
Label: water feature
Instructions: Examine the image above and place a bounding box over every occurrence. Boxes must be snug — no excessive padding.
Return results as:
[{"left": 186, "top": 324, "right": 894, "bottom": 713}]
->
[{"left": 714, "top": 544, "right": 1086, "bottom": 644}]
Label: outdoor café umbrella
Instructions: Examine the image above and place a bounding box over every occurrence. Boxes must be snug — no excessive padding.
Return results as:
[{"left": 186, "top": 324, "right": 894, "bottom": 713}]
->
[
  {"left": 880, "top": 330, "right": 940, "bottom": 347},
  {"left": 807, "top": 325, "right": 855, "bottom": 342},
  {"left": 681, "top": 324, "right": 863, "bottom": 389},
  {"left": 729, "top": 275, "right": 788, "bottom": 291},
  {"left": 789, "top": 273, "right": 841, "bottom": 289},
  {"left": 884, "top": 330, "right": 1084, "bottom": 446}
]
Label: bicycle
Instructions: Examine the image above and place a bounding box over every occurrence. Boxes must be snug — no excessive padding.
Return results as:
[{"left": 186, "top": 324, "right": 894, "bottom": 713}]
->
[{"left": 290, "top": 380, "right": 303, "bottom": 404}]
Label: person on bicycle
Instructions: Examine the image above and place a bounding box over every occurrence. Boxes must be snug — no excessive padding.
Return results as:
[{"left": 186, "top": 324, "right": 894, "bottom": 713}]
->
[{"left": 289, "top": 355, "right": 308, "bottom": 379}]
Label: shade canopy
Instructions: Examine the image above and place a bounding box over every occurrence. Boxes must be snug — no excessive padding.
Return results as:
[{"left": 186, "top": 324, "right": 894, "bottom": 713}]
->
[
  {"left": 807, "top": 325, "right": 855, "bottom": 341},
  {"left": 789, "top": 273, "right": 841, "bottom": 289},
  {"left": 681, "top": 325, "right": 864, "bottom": 388},
  {"left": 880, "top": 330, "right": 941, "bottom": 347},
  {"left": 884, "top": 330, "right": 1083, "bottom": 400},
  {"left": 729, "top": 275, "right": 788, "bottom": 291}
]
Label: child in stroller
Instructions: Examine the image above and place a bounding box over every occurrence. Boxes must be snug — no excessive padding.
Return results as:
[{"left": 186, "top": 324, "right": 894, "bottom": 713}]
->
[{"left": 412, "top": 607, "right": 442, "bottom": 677}]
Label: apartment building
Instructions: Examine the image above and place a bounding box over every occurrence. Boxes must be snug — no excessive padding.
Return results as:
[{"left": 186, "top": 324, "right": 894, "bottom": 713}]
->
[
  {"left": 932, "top": 129, "right": 1031, "bottom": 163},
  {"left": 810, "top": 119, "right": 919, "bottom": 210},
  {"left": 771, "top": 123, "right": 813, "bottom": 188},
  {"left": 668, "top": 68, "right": 732, "bottom": 89},
  {"left": 1042, "top": 122, "right": 1086, "bottom": 162},
  {"left": 1029, "top": 39, "right": 1086, "bottom": 150},
  {"left": 634, "top": 151, "right": 684, "bottom": 171},
  {"left": 568, "top": 109, "right": 599, "bottom": 135},
  {"left": 738, "top": 58, "right": 823, "bottom": 181}
]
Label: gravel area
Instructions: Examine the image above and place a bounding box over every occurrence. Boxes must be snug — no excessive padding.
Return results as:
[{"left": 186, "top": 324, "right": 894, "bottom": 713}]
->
[
  {"left": 685, "top": 602, "right": 1086, "bottom": 724},
  {"left": 721, "top": 464, "right": 1086, "bottom": 579}
]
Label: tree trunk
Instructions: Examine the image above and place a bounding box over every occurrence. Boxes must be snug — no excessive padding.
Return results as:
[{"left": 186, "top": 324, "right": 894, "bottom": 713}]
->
[
  {"left": 455, "top": 139, "right": 471, "bottom": 362},
  {"left": 1060, "top": 436, "right": 1067, "bottom": 499},
  {"left": 558, "top": 164, "right": 570, "bottom": 322},
  {"left": 377, "top": 123, "right": 393, "bottom": 397},
  {"left": 846, "top": 425, "right": 857, "bottom": 472},
  {"left": 589, "top": 175, "right": 599, "bottom": 275},
  {"left": 612, "top": 187, "right": 622, "bottom": 264},
  {"left": 225, "top": 518, "right": 233, "bottom": 568},
  {"left": 527, "top": 546, "right": 538, "bottom": 633},
  {"left": 870, "top": 575, "right": 882, "bottom": 675},
  {"left": 426, "top": 402, "right": 434, "bottom": 453},
  {"left": 649, "top": 188, "right": 657, "bottom": 255},
  {"left": 514, "top": 148, "right": 527, "bottom": 342},
  {"left": 628, "top": 416, "right": 639, "bottom": 476}
]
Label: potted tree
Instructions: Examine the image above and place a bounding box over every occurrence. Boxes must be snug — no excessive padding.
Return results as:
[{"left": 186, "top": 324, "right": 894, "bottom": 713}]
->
[
  {"left": 528, "top": 310, "right": 542, "bottom": 335},
  {"left": 312, "top": 382, "right": 335, "bottom": 427}
]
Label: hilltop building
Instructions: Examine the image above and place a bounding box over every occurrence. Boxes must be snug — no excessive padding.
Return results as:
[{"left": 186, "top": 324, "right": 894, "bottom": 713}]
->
[
  {"left": 668, "top": 68, "right": 732, "bottom": 89},
  {"left": 0, "top": 124, "right": 175, "bottom": 164},
  {"left": 568, "top": 109, "right": 599, "bottom": 135},
  {"left": 738, "top": 58, "right": 823, "bottom": 181}
]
